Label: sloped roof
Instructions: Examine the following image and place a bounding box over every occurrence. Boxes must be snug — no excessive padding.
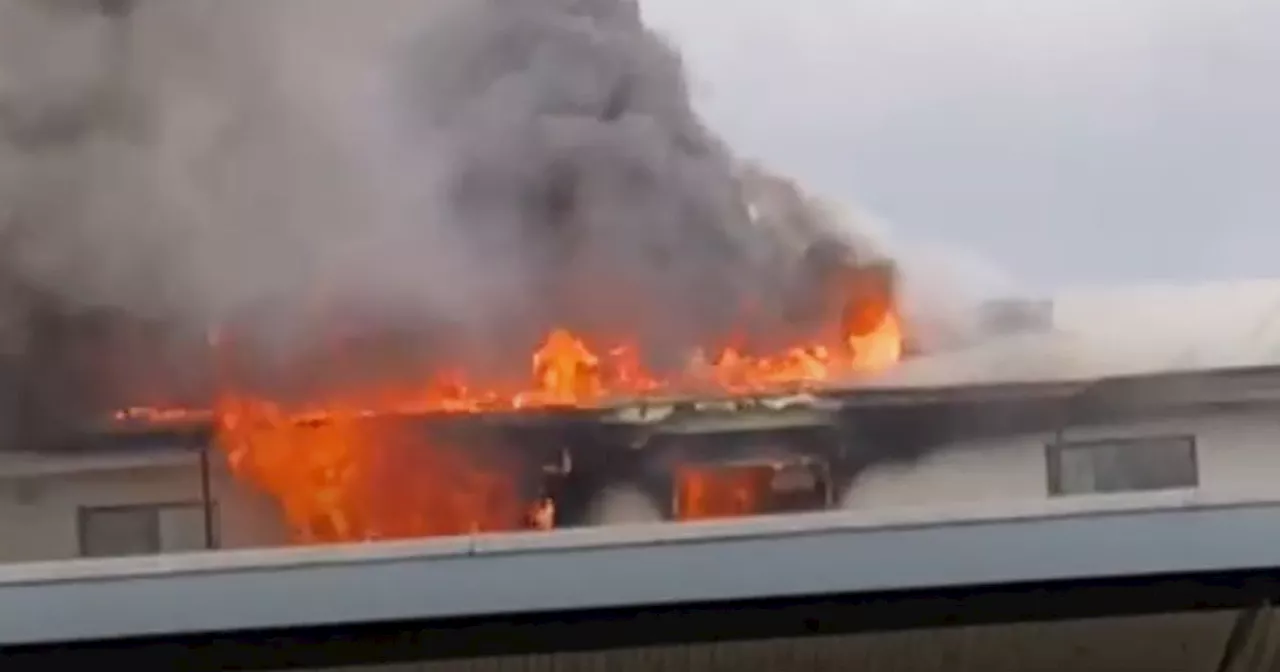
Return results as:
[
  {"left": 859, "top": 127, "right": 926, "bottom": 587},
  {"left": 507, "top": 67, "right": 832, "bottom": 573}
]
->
[{"left": 869, "top": 278, "right": 1280, "bottom": 389}]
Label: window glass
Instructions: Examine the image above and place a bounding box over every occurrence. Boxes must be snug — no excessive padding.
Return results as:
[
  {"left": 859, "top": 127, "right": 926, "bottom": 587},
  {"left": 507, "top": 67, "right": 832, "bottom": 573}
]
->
[
  {"left": 79, "top": 506, "right": 159, "bottom": 558},
  {"left": 1048, "top": 436, "right": 1197, "bottom": 496},
  {"left": 79, "top": 503, "right": 214, "bottom": 557}
]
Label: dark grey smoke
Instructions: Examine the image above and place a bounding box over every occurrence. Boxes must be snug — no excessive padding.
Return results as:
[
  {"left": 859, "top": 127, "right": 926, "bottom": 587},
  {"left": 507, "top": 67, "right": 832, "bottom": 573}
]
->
[
  {"left": 0, "top": 0, "right": 875, "bottom": 442},
  {"left": 382, "top": 0, "right": 826, "bottom": 369}
]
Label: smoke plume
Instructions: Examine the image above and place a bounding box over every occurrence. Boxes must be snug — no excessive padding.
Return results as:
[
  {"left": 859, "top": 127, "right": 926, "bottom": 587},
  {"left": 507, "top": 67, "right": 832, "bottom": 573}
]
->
[{"left": 0, "top": 0, "right": 889, "bottom": 439}]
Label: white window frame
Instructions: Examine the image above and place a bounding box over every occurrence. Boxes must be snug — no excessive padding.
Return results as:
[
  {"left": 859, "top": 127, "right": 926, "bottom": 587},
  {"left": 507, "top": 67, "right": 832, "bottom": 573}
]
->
[
  {"left": 77, "top": 501, "right": 218, "bottom": 558},
  {"left": 1045, "top": 434, "right": 1199, "bottom": 496}
]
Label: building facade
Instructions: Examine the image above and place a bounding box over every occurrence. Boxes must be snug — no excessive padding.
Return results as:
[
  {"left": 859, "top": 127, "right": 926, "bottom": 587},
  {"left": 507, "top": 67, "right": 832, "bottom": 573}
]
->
[
  {"left": 0, "top": 447, "right": 283, "bottom": 563},
  {"left": 3, "top": 371, "right": 1279, "bottom": 565}
]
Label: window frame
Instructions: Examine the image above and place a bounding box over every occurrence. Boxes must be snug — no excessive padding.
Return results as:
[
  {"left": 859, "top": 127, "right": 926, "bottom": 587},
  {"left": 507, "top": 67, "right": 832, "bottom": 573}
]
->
[
  {"left": 1045, "top": 434, "right": 1199, "bottom": 497},
  {"left": 77, "top": 500, "right": 218, "bottom": 558}
]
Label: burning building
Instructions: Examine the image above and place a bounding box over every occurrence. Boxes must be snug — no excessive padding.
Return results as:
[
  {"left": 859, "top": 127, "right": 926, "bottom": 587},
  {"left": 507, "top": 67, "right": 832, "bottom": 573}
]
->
[
  {"left": 101, "top": 243, "right": 906, "bottom": 544},
  {"left": 6, "top": 3, "right": 1280, "bottom": 669},
  {"left": 10, "top": 278, "right": 1280, "bottom": 671},
  {"left": 0, "top": 173, "right": 908, "bottom": 549},
  {"left": 0, "top": 0, "right": 930, "bottom": 547}
]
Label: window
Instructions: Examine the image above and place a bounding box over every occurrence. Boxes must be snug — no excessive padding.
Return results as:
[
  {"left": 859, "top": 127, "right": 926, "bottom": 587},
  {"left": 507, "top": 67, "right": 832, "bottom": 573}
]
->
[
  {"left": 78, "top": 502, "right": 216, "bottom": 558},
  {"left": 1046, "top": 435, "right": 1198, "bottom": 496}
]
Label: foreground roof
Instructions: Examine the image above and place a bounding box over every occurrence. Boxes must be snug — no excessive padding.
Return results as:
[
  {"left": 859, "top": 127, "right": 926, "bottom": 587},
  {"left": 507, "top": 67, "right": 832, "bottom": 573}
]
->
[{"left": 4, "top": 492, "right": 1280, "bottom": 647}]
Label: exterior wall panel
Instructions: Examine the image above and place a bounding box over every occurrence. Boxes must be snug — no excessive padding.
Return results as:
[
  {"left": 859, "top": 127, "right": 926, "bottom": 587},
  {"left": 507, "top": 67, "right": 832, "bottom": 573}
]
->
[
  {"left": 0, "top": 456, "right": 285, "bottom": 563},
  {"left": 4, "top": 407, "right": 1280, "bottom": 564},
  {"left": 843, "top": 408, "right": 1280, "bottom": 514}
]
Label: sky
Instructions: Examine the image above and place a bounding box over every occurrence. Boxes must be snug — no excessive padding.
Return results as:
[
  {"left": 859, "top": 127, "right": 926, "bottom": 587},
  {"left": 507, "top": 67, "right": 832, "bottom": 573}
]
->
[{"left": 641, "top": 0, "right": 1280, "bottom": 292}]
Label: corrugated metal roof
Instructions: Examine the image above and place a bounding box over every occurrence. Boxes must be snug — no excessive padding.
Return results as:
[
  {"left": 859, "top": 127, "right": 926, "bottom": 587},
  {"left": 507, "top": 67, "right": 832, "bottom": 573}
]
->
[{"left": 870, "top": 278, "right": 1280, "bottom": 389}]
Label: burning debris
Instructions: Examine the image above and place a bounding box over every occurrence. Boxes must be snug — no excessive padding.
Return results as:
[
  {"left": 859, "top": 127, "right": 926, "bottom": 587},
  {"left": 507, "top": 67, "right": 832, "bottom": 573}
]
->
[{"left": 0, "top": 0, "right": 913, "bottom": 543}]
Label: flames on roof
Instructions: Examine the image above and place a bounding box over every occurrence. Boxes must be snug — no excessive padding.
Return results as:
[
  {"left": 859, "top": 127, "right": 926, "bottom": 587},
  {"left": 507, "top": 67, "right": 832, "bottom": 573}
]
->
[
  {"left": 117, "top": 264, "right": 902, "bottom": 543},
  {"left": 0, "top": 0, "right": 925, "bottom": 545}
]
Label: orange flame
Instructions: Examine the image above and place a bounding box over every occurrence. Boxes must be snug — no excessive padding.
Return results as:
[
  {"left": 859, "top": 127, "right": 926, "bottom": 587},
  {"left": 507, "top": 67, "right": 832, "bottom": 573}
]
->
[
  {"left": 216, "top": 401, "right": 524, "bottom": 542},
  {"left": 116, "top": 288, "right": 904, "bottom": 544}
]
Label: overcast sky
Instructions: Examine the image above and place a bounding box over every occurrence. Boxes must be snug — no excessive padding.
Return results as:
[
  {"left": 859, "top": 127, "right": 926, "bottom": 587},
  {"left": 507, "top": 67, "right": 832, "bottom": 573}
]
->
[{"left": 642, "top": 0, "right": 1280, "bottom": 291}]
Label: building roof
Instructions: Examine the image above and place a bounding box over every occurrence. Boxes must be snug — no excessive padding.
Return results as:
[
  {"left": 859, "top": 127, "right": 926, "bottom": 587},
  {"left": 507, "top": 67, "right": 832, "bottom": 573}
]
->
[{"left": 3, "top": 492, "right": 1280, "bottom": 647}]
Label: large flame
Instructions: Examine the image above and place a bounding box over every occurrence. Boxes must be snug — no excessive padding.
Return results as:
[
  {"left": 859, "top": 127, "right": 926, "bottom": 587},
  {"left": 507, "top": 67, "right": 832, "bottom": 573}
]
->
[
  {"left": 216, "top": 404, "right": 524, "bottom": 542},
  {"left": 113, "top": 288, "right": 903, "bottom": 544}
]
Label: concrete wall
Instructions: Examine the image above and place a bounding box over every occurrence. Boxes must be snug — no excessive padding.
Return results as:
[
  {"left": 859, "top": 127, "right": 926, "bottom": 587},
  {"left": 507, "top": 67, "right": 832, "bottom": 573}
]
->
[{"left": 843, "top": 407, "right": 1280, "bottom": 512}]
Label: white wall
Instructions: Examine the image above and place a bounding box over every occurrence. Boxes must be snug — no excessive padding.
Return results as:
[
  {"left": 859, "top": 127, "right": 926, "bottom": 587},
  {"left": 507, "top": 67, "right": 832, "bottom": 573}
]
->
[
  {"left": 4, "top": 406, "right": 1280, "bottom": 563},
  {"left": 0, "top": 452, "right": 286, "bottom": 563},
  {"left": 843, "top": 407, "right": 1280, "bottom": 513}
]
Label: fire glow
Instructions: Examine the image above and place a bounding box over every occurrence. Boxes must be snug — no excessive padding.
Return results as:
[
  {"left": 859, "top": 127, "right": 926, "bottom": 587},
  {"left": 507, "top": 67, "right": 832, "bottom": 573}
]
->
[{"left": 114, "top": 296, "right": 903, "bottom": 544}]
